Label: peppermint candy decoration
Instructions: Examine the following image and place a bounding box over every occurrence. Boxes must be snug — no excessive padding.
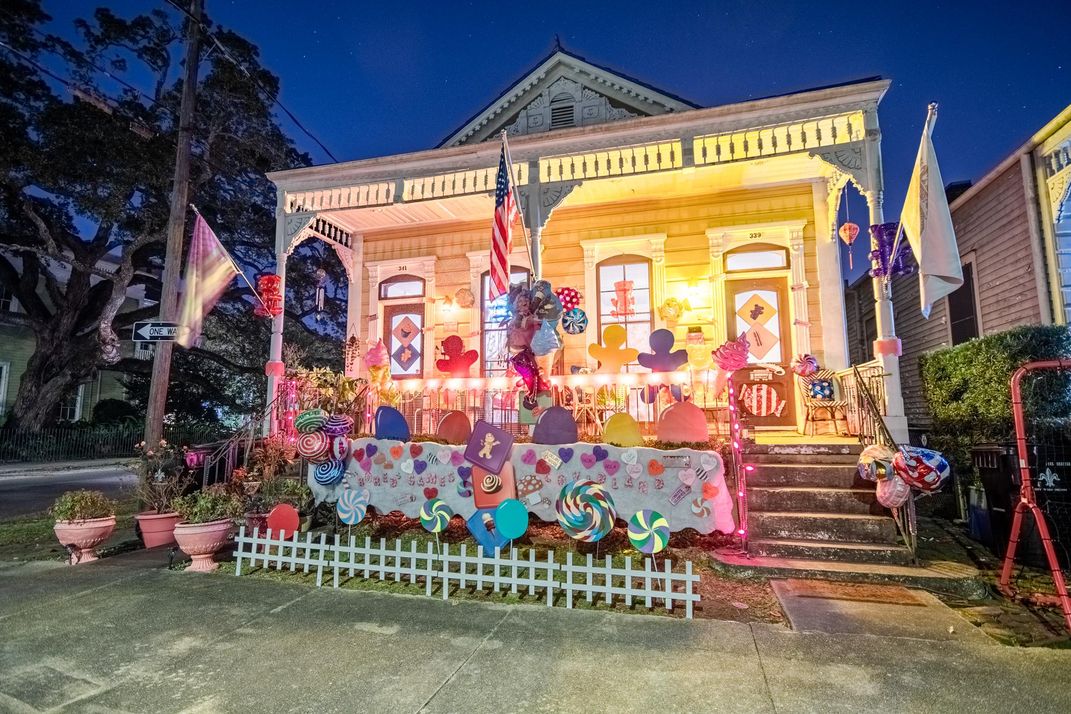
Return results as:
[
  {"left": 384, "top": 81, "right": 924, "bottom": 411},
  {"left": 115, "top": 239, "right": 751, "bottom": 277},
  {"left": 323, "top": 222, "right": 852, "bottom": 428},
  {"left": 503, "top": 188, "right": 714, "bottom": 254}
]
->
[
  {"left": 336, "top": 487, "right": 370, "bottom": 525},
  {"left": 561, "top": 308, "right": 588, "bottom": 335}
]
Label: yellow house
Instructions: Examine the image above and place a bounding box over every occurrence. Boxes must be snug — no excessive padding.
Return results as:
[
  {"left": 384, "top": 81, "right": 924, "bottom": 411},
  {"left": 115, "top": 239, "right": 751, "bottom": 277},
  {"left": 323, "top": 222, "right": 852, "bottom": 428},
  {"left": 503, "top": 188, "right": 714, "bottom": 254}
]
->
[{"left": 267, "top": 49, "right": 907, "bottom": 441}]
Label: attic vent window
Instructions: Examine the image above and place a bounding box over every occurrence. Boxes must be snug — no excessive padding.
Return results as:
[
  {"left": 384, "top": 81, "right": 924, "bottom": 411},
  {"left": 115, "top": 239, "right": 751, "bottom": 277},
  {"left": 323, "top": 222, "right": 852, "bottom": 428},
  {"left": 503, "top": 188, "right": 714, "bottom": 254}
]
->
[{"left": 549, "top": 95, "right": 575, "bottom": 129}]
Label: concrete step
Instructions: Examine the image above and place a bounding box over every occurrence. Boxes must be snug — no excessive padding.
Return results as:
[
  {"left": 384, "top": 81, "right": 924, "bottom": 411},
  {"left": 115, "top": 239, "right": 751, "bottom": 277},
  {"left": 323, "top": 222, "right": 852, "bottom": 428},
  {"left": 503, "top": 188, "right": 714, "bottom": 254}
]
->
[
  {"left": 749, "top": 538, "right": 914, "bottom": 566},
  {"left": 746, "top": 451, "right": 861, "bottom": 465},
  {"left": 748, "top": 463, "right": 869, "bottom": 489},
  {"left": 746, "top": 442, "right": 862, "bottom": 457},
  {"left": 748, "top": 486, "right": 880, "bottom": 515},
  {"left": 749, "top": 511, "right": 900, "bottom": 544}
]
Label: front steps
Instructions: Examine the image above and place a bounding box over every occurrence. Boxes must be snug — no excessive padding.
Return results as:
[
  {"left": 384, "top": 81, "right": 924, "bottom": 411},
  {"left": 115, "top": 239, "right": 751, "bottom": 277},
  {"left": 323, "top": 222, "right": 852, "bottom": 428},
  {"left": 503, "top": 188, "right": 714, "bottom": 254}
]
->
[{"left": 745, "top": 442, "right": 914, "bottom": 566}]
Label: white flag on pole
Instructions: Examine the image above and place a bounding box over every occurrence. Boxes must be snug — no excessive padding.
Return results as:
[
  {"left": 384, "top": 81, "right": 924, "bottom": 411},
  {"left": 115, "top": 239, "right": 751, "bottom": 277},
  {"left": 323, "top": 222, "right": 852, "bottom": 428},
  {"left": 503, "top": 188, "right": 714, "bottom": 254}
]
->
[{"left": 898, "top": 104, "right": 962, "bottom": 318}]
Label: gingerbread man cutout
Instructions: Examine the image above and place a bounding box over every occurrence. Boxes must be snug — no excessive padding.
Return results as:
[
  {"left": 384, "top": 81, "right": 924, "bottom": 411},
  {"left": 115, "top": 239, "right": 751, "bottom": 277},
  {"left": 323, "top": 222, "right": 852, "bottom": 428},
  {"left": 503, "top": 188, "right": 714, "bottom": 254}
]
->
[
  {"left": 637, "top": 328, "right": 688, "bottom": 372},
  {"left": 435, "top": 335, "right": 478, "bottom": 377},
  {"left": 588, "top": 324, "right": 639, "bottom": 373}
]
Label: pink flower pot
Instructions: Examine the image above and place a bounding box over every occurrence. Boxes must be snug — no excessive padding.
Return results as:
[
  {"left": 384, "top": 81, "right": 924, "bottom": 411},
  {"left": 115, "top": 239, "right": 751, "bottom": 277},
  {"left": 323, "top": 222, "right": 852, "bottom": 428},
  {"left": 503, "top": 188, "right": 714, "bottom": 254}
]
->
[
  {"left": 173, "top": 519, "right": 234, "bottom": 573},
  {"left": 53, "top": 516, "right": 116, "bottom": 564},
  {"left": 135, "top": 511, "right": 182, "bottom": 548}
]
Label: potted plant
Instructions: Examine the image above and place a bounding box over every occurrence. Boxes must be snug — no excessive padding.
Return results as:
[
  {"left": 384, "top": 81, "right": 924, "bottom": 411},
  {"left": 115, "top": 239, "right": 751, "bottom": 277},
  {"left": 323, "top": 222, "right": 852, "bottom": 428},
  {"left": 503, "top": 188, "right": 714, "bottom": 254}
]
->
[
  {"left": 251, "top": 476, "right": 314, "bottom": 533},
  {"left": 132, "top": 439, "right": 193, "bottom": 548},
  {"left": 171, "top": 484, "right": 245, "bottom": 572},
  {"left": 51, "top": 490, "right": 117, "bottom": 564}
]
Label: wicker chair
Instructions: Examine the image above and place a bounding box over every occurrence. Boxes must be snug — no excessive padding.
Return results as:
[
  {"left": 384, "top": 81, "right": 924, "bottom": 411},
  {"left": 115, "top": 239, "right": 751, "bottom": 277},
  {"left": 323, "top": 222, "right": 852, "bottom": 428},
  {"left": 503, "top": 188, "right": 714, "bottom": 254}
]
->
[{"left": 796, "top": 369, "right": 849, "bottom": 435}]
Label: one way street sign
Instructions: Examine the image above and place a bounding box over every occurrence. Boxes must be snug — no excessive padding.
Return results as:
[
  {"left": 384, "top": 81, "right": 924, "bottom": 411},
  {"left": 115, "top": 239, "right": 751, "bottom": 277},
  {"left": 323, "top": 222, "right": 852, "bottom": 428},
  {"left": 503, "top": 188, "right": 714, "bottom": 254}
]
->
[{"left": 132, "top": 321, "right": 179, "bottom": 341}]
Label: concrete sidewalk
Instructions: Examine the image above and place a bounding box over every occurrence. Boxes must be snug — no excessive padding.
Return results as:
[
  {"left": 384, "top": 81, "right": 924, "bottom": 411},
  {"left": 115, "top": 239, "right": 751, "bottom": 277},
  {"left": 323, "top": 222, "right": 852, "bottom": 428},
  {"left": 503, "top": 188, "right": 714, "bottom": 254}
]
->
[
  {"left": 1, "top": 552, "right": 1069, "bottom": 713},
  {"left": 0, "top": 458, "right": 133, "bottom": 478}
]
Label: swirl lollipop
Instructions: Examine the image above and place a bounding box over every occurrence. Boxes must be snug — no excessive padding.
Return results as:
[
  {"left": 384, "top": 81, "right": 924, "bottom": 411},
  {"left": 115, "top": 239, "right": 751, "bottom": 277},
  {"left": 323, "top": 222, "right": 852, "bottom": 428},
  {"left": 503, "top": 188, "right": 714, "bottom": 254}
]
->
[
  {"left": 323, "top": 414, "right": 354, "bottom": 437},
  {"left": 627, "top": 509, "right": 670, "bottom": 554},
  {"left": 296, "top": 431, "right": 330, "bottom": 463},
  {"left": 336, "top": 487, "right": 370, "bottom": 525},
  {"left": 555, "top": 479, "right": 617, "bottom": 543},
  {"left": 313, "top": 459, "right": 345, "bottom": 485},
  {"left": 294, "top": 408, "right": 327, "bottom": 434},
  {"left": 419, "top": 498, "right": 454, "bottom": 533}
]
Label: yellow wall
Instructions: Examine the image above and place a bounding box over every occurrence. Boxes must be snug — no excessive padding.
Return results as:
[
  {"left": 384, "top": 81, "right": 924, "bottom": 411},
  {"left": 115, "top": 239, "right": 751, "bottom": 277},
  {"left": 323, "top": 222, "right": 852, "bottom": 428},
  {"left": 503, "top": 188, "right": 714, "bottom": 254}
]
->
[{"left": 360, "top": 183, "right": 822, "bottom": 374}]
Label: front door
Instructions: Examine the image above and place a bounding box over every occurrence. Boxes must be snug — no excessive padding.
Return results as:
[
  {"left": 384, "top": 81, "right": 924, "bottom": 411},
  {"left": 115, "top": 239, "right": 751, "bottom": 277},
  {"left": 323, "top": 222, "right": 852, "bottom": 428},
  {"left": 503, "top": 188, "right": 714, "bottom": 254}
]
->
[
  {"left": 383, "top": 303, "right": 425, "bottom": 379},
  {"left": 726, "top": 278, "right": 794, "bottom": 428}
]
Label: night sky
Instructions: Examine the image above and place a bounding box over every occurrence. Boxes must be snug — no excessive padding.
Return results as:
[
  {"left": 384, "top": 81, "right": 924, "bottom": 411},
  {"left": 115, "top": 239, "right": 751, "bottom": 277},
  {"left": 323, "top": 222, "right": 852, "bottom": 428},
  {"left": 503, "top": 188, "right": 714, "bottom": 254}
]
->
[{"left": 45, "top": 1, "right": 1070, "bottom": 274}]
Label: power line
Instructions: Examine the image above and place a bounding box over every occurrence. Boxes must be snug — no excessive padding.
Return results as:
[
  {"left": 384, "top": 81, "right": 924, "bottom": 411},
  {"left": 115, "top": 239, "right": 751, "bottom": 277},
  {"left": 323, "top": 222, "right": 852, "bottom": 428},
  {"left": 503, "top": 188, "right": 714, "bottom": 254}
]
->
[{"left": 162, "top": 0, "right": 340, "bottom": 162}]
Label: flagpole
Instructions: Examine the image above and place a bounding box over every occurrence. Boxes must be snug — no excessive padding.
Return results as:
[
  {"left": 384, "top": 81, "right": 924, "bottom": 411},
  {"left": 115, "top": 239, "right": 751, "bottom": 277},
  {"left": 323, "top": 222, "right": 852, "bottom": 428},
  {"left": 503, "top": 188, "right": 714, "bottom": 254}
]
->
[
  {"left": 887, "top": 103, "right": 939, "bottom": 285},
  {"left": 501, "top": 131, "right": 536, "bottom": 282},
  {"left": 189, "top": 204, "right": 272, "bottom": 314}
]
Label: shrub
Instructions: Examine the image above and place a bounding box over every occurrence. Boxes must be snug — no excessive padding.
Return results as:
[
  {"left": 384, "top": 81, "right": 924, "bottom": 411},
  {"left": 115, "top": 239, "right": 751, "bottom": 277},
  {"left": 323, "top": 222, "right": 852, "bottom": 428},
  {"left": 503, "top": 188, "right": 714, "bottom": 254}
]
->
[
  {"left": 92, "top": 399, "right": 140, "bottom": 424},
  {"left": 50, "top": 490, "right": 116, "bottom": 521},
  {"left": 919, "top": 325, "right": 1071, "bottom": 475},
  {"left": 171, "top": 485, "right": 245, "bottom": 524}
]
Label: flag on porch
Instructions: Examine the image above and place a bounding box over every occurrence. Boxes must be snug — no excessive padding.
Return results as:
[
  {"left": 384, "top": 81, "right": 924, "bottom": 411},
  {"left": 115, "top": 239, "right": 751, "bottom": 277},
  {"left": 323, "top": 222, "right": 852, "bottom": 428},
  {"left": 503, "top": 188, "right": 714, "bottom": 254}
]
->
[
  {"left": 488, "top": 144, "right": 518, "bottom": 300},
  {"left": 176, "top": 214, "right": 240, "bottom": 348},
  {"left": 898, "top": 104, "right": 962, "bottom": 318}
]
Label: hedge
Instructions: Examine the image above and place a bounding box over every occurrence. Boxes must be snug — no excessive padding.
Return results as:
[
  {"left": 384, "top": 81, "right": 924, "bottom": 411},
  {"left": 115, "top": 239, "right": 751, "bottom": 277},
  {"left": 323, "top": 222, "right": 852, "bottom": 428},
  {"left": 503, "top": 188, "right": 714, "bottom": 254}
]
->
[{"left": 919, "top": 325, "right": 1071, "bottom": 474}]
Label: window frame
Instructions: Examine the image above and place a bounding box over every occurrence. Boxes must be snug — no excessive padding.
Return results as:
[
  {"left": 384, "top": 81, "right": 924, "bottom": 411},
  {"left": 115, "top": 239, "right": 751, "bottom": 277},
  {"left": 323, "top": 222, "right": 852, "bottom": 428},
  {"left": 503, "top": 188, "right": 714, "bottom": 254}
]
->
[
  {"left": 595, "top": 254, "right": 654, "bottom": 372},
  {"left": 378, "top": 274, "right": 426, "bottom": 301},
  {"left": 479, "top": 267, "right": 531, "bottom": 377},
  {"left": 946, "top": 254, "right": 982, "bottom": 346},
  {"left": 723, "top": 243, "right": 790, "bottom": 273}
]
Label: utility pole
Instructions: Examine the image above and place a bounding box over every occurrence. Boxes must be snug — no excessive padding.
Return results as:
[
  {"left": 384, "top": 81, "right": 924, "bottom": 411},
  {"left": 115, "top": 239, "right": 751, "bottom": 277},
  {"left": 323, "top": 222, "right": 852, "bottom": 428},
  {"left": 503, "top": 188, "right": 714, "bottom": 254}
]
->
[{"left": 144, "top": 0, "right": 203, "bottom": 445}]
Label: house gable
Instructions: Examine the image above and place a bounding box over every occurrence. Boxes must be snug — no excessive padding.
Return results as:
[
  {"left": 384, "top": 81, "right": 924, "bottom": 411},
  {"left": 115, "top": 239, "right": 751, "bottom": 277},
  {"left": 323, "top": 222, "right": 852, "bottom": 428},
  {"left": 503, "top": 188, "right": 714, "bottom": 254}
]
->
[{"left": 439, "top": 49, "right": 698, "bottom": 148}]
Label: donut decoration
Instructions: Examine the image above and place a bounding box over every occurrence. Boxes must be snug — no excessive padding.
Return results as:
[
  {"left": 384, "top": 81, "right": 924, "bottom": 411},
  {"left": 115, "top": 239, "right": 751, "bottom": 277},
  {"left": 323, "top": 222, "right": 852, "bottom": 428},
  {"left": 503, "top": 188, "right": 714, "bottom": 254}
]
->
[
  {"left": 330, "top": 435, "right": 350, "bottom": 461},
  {"left": 555, "top": 479, "right": 617, "bottom": 543},
  {"left": 296, "top": 431, "right": 331, "bottom": 463},
  {"left": 336, "top": 487, "right": 370, "bottom": 525},
  {"left": 892, "top": 446, "right": 950, "bottom": 493},
  {"left": 560, "top": 308, "right": 588, "bottom": 335},
  {"left": 876, "top": 472, "right": 911, "bottom": 508},
  {"left": 294, "top": 408, "right": 328, "bottom": 434},
  {"left": 420, "top": 498, "right": 453, "bottom": 533},
  {"left": 554, "top": 286, "right": 581, "bottom": 312},
  {"left": 627, "top": 509, "right": 670, "bottom": 554},
  {"left": 313, "top": 459, "right": 345, "bottom": 485},
  {"left": 857, "top": 444, "right": 896, "bottom": 482},
  {"left": 322, "top": 414, "right": 354, "bottom": 437},
  {"left": 791, "top": 354, "right": 819, "bottom": 377}
]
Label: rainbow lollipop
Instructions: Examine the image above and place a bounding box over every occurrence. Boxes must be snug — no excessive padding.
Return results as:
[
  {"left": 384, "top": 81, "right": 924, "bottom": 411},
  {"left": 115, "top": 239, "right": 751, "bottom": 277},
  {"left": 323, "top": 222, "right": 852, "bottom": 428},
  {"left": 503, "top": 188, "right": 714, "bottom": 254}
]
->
[
  {"left": 313, "top": 459, "right": 345, "bottom": 485},
  {"left": 555, "top": 479, "right": 617, "bottom": 543},
  {"left": 627, "top": 509, "right": 670, "bottom": 554},
  {"left": 420, "top": 498, "right": 453, "bottom": 533},
  {"left": 336, "top": 487, "right": 370, "bottom": 525},
  {"left": 294, "top": 408, "right": 327, "bottom": 434}
]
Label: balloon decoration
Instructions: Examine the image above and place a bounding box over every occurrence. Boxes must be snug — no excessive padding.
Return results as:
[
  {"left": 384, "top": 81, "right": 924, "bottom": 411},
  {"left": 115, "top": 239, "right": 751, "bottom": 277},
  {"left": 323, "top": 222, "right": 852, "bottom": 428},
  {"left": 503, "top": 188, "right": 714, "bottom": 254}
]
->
[
  {"left": 323, "top": 414, "right": 354, "bottom": 437},
  {"left": 436, "top": 410, "right": 472, "bottom": 444},
  {"left": 876, "top": 472, "right": 911, "bottom": 508},
  {"left": 561, "top": 308, "right": 588, "bottom": 335},
  {"left": 531, "top": 318, "right": 562, "bottom": 356},
  {"left": 637, "top": 329, "right": 688, "bottom": 373},
  {"left": 294, "top": 408, "right": 327, "bottom": 434},
  {"left": 892, "top": 447, "right": 950, "bottom": 493},
  {"left": 554, "top": 286, "right": 581, "bottom": 312},
  {"left": 266, "top": 503, "right": 300, "bottom": 539},
  {"left": 493, "top": 498, "right": 529, "bottom": 540},
  {"left": 857, "top": 444, "right": 896, "bottom": 482},
  {"left": 610, "top": 280, "right": 635, "bottom": 318},
  {"left": 296, "top": 431, "right": 330, "bottom": 462},
  {"left": 313, "top": 459, "right": 345, "bottom": 485},
  {"left": 588, "top": 324, "right": 639, "bottom": 373},
  {"left": 839, "top": 222, "right": 860, "bottom": 270},
  {"left": 555, "top": 479, "right": 617, "bottom": 543},
  {"left": 791, "top": 354, "right": 819, "bottom": 377},
  {"left": 435, "top": 335, "right": 478, "bottom": 377},
  {"left": 253, "top": 274, "right": 284, "bottom": 318}
]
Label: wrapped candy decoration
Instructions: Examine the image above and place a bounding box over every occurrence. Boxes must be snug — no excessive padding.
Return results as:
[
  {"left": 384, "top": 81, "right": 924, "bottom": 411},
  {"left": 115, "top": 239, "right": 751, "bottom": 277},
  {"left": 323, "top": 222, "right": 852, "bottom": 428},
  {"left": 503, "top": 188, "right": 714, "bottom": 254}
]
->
[
  {"left": 791, "top": 354, "right": 819, "bottom": 376},
  {"left": 857, "top": 444, "right": 896, "bottom": 482},
  {"left": 554, "top": 286, "right": 581, "bottom": 312},
  {"left": 893, "top": 447, "right": 951, "bottom": 493}
]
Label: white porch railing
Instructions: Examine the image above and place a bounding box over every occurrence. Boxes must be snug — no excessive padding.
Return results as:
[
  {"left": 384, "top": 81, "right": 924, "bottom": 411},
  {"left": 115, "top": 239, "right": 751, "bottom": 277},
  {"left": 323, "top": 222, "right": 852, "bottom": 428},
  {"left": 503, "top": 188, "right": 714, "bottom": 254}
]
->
[{"left": 835, "top": 359, "right": 887, "bottom": 441}]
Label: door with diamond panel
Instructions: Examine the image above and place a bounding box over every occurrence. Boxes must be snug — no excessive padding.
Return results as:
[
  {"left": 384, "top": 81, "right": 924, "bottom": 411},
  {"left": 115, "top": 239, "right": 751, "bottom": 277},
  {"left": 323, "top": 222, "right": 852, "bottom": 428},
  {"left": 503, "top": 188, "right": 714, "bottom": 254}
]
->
[
  {"left": 383, "top": 303, "right": 425, "bottom": 379},
  {"left": 726, "top": 278, "right": 794, "bottom": 427}
]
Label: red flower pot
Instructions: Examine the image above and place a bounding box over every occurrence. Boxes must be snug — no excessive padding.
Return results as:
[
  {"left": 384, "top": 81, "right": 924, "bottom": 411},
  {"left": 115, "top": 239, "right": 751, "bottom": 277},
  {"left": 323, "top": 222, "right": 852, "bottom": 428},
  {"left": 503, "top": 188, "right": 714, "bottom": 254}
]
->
[
  {"left": 135, "top": 511, "right": 182, "bottom": 548},
  {"left": 173, "top": 519, "right": 234, "bottom": 573},
  {"left": 53, "top": 516, "right": 116, "bottom": 564}
]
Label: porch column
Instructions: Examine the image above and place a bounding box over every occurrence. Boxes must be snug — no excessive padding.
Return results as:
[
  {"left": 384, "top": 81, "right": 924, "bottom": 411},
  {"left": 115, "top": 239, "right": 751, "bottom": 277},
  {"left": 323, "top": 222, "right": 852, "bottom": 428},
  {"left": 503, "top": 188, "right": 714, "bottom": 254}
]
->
[
  {"left": 264, "top": 201, "right": 288, "bottom": 434},
  {"left": 341, "top": 236, "right": 364, "bottom": 378}
]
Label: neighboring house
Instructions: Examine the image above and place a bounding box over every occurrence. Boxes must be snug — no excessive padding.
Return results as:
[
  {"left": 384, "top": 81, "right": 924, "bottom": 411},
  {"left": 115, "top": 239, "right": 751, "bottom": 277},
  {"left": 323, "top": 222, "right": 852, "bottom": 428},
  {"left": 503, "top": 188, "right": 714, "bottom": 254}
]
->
[
  {"left": 264, "top": 48, "right": 912, "bottom": 437},
  {"left": 0, "top": 256, "right": 155, "bottom": 424},
  {"left": 846, "top": 103, "right": 1071, "bottom": 439}
]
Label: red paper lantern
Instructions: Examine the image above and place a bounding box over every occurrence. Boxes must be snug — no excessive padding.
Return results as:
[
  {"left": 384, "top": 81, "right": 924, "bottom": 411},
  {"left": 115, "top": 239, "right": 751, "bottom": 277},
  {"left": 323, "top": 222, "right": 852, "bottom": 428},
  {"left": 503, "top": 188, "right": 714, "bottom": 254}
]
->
[
  {"left": 838, "top": 222, "right": 860, "bottom": 269},
  {"left": 254, "top": 274, "right": 284, "bottom": 318}
]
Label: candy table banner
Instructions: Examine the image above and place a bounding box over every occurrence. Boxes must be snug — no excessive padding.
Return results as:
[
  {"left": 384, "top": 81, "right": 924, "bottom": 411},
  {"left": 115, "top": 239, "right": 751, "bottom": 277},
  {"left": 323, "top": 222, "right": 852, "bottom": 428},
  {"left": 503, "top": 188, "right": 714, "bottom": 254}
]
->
[{"left": 308, "top": 439, "right": 735, "bottom": 536}]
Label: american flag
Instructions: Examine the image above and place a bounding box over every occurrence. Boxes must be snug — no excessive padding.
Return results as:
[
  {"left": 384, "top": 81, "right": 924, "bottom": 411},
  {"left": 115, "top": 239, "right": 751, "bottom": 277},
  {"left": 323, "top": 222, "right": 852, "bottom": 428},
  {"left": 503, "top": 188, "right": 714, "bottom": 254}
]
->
[
  {"left": 176, "top": 214, "right": 240, "bottom": 348},
  {"left": 489, "top": 145, "right": 517, "bottom": 300}
]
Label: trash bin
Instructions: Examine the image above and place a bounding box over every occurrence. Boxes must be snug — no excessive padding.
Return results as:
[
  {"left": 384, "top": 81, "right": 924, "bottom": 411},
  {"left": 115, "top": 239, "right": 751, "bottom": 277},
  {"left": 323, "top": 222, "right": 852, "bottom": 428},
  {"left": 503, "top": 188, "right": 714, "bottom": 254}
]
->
[{"left": 972, "top": 443, "right": 1068, "bottom": 569}]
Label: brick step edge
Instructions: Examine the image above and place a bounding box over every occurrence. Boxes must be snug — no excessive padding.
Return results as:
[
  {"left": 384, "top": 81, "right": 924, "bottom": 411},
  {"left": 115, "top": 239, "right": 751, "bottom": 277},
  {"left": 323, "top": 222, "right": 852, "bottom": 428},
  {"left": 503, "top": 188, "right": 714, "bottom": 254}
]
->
[{"left": 749, "top": 537, "right": 913, "bottom": 565}]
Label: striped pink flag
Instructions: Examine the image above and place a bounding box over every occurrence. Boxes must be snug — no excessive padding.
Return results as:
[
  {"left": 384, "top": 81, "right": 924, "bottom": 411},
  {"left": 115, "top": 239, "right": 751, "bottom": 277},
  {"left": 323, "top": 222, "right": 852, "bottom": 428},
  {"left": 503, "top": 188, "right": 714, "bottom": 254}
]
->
[
  {"left": 176, "top": 214, "right": 239, "bottom": 348},
  {"left": 489, "top": 145, "right": 517, "bottom": 300}
]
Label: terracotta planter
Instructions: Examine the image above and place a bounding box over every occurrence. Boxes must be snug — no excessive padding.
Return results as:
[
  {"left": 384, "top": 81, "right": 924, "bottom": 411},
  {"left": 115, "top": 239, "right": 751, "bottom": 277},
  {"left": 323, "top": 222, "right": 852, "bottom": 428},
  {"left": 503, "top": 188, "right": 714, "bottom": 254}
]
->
[
  {"left": 135, "top": 511, "right": 181, "bottom": 548},
  {"left": 54, "top": 516, "right": 116, "bottom": 564},
  {"left": 244, "top": 511, "right": 269, "bottom": 534},
  {"left": 173, "top": 519, "right": 234, "bottom": 573}
]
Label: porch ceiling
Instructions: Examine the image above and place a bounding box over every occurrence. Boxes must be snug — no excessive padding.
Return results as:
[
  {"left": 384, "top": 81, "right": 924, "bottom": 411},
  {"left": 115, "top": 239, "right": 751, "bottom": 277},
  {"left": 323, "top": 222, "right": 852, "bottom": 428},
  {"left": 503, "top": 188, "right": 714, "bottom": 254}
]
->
[{"left": 326, "top": 193, "right": 494, "bottom": 233}]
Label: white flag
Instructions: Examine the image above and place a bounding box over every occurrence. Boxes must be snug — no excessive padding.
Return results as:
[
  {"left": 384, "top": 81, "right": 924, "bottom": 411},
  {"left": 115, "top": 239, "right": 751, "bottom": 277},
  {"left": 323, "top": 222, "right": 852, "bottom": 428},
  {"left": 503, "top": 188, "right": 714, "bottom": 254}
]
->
[{"left": 899, "top": 106, "right": 962, "bottom": 318}]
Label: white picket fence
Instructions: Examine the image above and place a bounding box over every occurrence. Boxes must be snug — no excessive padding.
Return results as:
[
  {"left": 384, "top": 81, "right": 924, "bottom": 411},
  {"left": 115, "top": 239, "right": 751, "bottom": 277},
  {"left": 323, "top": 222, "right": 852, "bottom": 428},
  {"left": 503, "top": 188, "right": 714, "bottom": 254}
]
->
[{"left": 232, "top": 526, "right": 700, "bottom": 618}]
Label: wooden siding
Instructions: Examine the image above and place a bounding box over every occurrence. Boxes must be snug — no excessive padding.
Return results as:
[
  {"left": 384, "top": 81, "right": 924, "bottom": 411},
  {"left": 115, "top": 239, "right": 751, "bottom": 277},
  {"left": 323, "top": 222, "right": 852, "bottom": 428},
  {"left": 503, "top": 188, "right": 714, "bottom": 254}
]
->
[{"left": 358, "top": 184, "right": 824, "bottom": 375}]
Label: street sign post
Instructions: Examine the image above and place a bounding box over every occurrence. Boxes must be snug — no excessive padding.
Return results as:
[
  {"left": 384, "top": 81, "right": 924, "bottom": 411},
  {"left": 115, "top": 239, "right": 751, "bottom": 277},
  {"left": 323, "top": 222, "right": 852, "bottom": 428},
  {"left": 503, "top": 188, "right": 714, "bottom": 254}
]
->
[{"left": 133, "top": 321, "right": 179, "bottom": 342}]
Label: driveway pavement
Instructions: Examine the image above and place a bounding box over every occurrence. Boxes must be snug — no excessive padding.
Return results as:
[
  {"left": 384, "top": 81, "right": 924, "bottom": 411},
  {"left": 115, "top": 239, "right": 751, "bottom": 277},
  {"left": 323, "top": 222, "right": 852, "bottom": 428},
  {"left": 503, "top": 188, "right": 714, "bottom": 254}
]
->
[
  {"left": 0, "top": 465, "right": 136, "bottom": 519},
  {"left": 1, "top": 551, "right": 1069, "bottom": 713}
]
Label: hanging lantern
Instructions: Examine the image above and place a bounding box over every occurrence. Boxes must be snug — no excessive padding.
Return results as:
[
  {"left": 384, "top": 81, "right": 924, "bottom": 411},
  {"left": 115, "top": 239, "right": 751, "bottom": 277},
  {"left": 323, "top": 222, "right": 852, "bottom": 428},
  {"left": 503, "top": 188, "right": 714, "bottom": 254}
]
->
[
  {"left": 839, "top": 222, "right": 860, "bottom": 270},
  {"left": 343, "top": 335, "right": 361, "bottom": 375},
  {"left": 313, "top": 268, "right": 328, "bottom": 322},
  {"left": 253, "top": 274, "right": 284, "bottom": 318}
]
